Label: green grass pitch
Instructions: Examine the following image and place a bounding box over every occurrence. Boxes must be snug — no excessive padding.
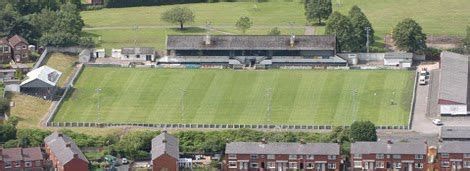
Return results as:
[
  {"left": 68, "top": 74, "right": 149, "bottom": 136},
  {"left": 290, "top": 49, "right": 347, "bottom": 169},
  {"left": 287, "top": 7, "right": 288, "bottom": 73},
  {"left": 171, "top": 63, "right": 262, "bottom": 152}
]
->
[{"left": 53, "top": 67, "right": 415, "bottom": 126}]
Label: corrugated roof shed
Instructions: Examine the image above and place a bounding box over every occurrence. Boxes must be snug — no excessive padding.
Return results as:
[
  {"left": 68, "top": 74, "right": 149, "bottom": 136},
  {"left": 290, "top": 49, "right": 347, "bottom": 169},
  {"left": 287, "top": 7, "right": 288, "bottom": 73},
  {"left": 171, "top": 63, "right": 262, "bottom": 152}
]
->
[
  {"left": 225, "top": 142, "right": 340, "bottom": 155},
  {"left": 121, "top": 47, "right": 155, "bottom": 55},
  {"left": 166, "top": 35, "right": 336, "bottom": 51},
  {"left": 151, "top": 131, "right": 179, "bottom": 160},
  {"left": 351, "top": 142, "right": 427, "bottom": 155},
  {"left": 438, "top": 51, "right": 469, "bottom": 104},
  {"left": 44, "top": 132, "right": 88, "bottom": 165}
]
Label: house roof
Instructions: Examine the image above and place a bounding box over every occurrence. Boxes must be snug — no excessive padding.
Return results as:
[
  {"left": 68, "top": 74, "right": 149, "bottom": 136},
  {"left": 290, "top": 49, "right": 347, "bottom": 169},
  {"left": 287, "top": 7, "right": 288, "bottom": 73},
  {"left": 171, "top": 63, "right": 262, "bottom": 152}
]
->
[
  {"left": 439, "top": 141, "right": 470, "bottom": 153},
  {"left": 151, "top": 131, "right": 179, "bottom": 160},
  {"left": 384, "top": 52, "right": 413, "bottom": 59},
  {"left": 2, "top": 147, "right": 43, "bottom": 162},
  {"left": 440, "top": 126, "right": 470, "bottom": 140},
  {"left": 20, "top": 65, "right": 62, "bottom": 88},
  {"left": 0, "top": 37, "right": 9, "bottom": 45},
  {"left": 350, "top": 142, "right": 427, "bottom": 155},
  {"left": 225, "top": 142, "right": 340, "bottom": 155},
  {"left": 166, "top": 35, "right": 336, "bottom": 51},
  {"left": 44, "top": 132, "right": 88, "bottom": 165},
  {"left": 8, "top": 35, "right": 28, "bottom": 47},
  {"left": 121, "top": 47, "right": 155, "bottom": 55},
  {"left": 438, "top": 51, "right": 469, "bottom": 105}
]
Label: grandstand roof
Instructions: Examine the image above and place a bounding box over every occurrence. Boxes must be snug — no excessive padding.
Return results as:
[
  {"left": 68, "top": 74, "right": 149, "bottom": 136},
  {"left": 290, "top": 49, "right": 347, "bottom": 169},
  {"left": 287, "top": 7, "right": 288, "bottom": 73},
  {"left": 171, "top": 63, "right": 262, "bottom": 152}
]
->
[
  {"left": 166, "top": 35, "right": 336, "bottom": 51},
  {"left": 438, "top": 51, "right": 469, "bottom": 105},
  {"left": 20, "top": 65, "right": 62, "bottom": 88}
]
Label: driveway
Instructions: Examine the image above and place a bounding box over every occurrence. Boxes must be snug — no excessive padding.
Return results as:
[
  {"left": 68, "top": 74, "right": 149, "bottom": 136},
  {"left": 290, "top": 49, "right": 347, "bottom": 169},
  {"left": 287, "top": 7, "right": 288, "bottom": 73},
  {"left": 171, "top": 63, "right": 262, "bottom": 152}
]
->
[{"left": 411, "top": 63, "right": 440, "bottom": 135}]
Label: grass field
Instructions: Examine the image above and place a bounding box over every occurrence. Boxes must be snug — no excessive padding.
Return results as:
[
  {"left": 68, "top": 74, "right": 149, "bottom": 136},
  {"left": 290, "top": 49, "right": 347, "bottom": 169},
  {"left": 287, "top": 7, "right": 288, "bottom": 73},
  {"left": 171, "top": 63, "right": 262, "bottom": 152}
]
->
[
  {"left": 44, "top": 53, "right": 78, "bottom": 87},
  {"left": 81, "top": 0, "right": 470, "bottom": 50},
  {"left": 54, "top": 67, "right": 415, "bottom": 126}
]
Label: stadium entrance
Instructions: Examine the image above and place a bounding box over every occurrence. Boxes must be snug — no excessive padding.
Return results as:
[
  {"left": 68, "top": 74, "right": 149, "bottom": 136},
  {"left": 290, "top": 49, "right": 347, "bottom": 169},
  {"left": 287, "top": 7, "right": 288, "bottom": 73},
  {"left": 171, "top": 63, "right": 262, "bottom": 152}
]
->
[{"left": 245, "top": 58, "right": 256, "bottom": 67}]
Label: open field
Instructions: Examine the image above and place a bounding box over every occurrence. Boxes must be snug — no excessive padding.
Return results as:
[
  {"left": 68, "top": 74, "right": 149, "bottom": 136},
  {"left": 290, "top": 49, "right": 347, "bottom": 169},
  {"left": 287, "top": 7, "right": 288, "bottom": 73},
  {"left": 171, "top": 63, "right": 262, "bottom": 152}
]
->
[
  {"left": 54, "top": 67, "right": 415, "bottom": 126},
  {"left": 7, "top": 93, "right": 52, "bottom": 128},
  {"left": 82, "top": 0, "right": 470, "bottom": 36}
]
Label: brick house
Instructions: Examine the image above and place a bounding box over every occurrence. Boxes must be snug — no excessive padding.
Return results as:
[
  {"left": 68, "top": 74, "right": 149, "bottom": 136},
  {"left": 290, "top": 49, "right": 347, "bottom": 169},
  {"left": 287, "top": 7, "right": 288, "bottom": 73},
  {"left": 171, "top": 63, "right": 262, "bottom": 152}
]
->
[
  {"left": 85, "top": 0, "right": 104, "bottom": 5},
  {"left": 0, "top": 37, "right": 11, "bottom": 64},
  {"left": 8, "top": 35, "right": 31, "bottom": 63},
  {"left": 224, "top": 140, "right": 342, "bottom": 171},
  {"left": 44, "top": 132, "right": 89, "bottom": 171},
  {"left": 438, "top": 141, "right": 470, "bottom": 170},
  {"left": 350, "top": 141, "right": 427, "bottom": 171},
  {"left": 151, "top": 131, "right": 180, "bottom": 171},
  {"left": 0, "top": 147, "right": 45, "bottom": 171}
]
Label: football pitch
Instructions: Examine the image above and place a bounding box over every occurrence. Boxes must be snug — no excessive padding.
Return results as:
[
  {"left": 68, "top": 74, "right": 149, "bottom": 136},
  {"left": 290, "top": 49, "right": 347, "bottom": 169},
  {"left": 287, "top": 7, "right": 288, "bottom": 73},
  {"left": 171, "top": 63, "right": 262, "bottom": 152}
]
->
[{"left": 53, "top": 67, "right": 415, "bottom": 126}]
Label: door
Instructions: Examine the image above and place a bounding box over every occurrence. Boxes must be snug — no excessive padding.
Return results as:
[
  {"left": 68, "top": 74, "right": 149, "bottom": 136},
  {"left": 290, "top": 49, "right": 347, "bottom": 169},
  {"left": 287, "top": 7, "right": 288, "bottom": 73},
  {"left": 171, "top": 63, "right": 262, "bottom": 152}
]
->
[
  {"left": 277, "top": 162, "right": 287, "bottom": 171},
  {"left": 146, "top": 55, "right": 152, "bottom": 61},
  {"left": 316, "top": 163, "right": 325, "bottom": 171}
]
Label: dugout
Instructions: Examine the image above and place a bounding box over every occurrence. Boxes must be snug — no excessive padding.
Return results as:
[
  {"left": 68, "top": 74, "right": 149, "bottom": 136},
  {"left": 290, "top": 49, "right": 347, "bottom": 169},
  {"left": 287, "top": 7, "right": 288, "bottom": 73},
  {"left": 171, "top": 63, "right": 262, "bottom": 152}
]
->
[{"left": 20, "top": 65, "right": 62, "bottom": 100}]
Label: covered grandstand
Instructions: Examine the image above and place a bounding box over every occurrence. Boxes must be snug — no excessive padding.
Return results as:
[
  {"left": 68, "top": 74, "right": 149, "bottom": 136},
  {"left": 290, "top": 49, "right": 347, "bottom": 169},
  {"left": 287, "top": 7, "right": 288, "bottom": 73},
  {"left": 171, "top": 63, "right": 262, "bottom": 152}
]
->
[
  {"left": 20, "top": 65, "right": 62, "bottom": 99},
  {"left": 162, "top": 35, "right": 347, "bottom": 68}
]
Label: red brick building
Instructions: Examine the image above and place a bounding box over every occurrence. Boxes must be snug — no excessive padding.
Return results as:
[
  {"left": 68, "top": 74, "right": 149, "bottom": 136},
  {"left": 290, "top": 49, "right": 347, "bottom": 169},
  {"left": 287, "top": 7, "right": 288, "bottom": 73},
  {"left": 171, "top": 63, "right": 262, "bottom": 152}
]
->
[
  {"left": 224, "top": 141, "right": 342, "bottom": 171},
  {"left": 85, "top": 0, "right": 104, "bottom": 5},
  {"left": 8, "top": 35, "right": 30, "bottom": 63},
  {"left": 44, "top": 132, "right": 89, "bottom": 171},
  {"left": 151, "top": 131, "right": 180, "bottom": 171},
  {"left": 350, "top": 141, "right": 427, "bottom": 171},
  {"left": 0, "top": 37, "right": 11, "bottom": 64},
  {"left": 438, "top": 141, "right": 470, "bottom": 170},
  {"left": 0, "top": 147, "right": 45, "bottom": 171}
]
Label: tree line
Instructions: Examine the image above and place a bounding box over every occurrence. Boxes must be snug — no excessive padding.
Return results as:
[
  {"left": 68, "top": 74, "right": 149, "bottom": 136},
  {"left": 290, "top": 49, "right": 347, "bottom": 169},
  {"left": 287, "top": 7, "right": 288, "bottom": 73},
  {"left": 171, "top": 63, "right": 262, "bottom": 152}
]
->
[{"left": 0, "top": 2, "right": 91, "bottom": 47}]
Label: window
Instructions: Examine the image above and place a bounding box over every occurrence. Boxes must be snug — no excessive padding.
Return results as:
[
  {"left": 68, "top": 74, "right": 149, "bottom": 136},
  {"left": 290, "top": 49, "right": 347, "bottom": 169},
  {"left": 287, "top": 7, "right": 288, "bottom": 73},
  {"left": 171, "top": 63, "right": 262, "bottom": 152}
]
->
[
  {"left": 267, "top": 154, "right": 275, "bottom": 159},
  {"left": 250, "top": 162, "right": 259, "bottom": 168},
  {"left": 441, "top": 153, "right": 449, "bottom": 158},
  {"left": 228, "top": 154, "right": 237, "bottom": 159},
  {"left": 441, "top": 161, "right": 450, "bottom": 168},
  {"left": 353, "top": 154, "right": 362, "bottom": 159},
  {"left": 267, "top": 162, "right": 276, "bottom": 169},
  {"left": 415, "top": 154, "right": 424, "bottom": 159},
  {"left": 376, "top": 153, "right": 384, "bottom": 159},
  {"left": 288, "top": 155, "right": 297, "bottom": 160},
  {"left": 306, "top": 155, "right": 314, "bottom": 160},
  {"left": 465, "top": 154, "right": 470, "bottom": 158},
  {"left": 126, "top": 55, "right": 129, "bottom": 58},
  {"left": 250, "top": 154, "right": 258, "bottom": 160},
  {"left": 392, "top": 154, "right": 401, "bottom": 159},
  {"left": 306, "top": 162, "right": 314, "bottom": 169},
  {"left": 464, "top": 161, "right": 470, "bottom": 168},
  {"left": 288, "top": 162, "right": 297, "bottom": 169},
  {"left": 228, "top": 161, "right": 237, "bottom": 168},
  {"left": 328, "top": 155, "right": 336, "bottom": 160},
  {"left": 3, "top": 46, "right": 9, "bottom": 53},
  {"left": 393, "top": 162, "right": 401, "bottom": 169},
  {"left": 376, "top": 161, "right": 385, "bottom": 168},
  {"left": 136, "top": 55, "right": 140, "bottom": 58},
  {"left": 328, "top": 163, "right": 336, "bottom": 169},
  {"left": 25, "top": 162, "right": 32, "bottom": 167},
  {"left": 354, "top": 161, "right": 362, "bottom": 168},
  {"left": 23, "top": 45, "right": 26, "bottom": 49},
  {"left": 415, "top": 163, "right": 423, "bottom": 169}
]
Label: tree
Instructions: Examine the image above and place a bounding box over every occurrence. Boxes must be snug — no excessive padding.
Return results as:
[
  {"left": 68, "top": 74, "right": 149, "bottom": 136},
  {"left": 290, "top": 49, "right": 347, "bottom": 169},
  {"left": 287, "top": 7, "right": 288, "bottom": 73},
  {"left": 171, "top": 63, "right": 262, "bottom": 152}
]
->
[
  {"left": 349, "top": 121, "right": 377, "bottom": 142},
  {"left": 267, "top": 27, "right": 281, "bottom": 35},
  {"left": 349, "top": 5, "right": 374, "bottom": 52},
  {"left": 0, "top": 124, "right": 17, "bottom": 143},
  {"left": 235, "top": 16, "right": 252, "bottom": 34},
  {"left": 161, "top": 7, "right": 195, "bottom": 30},
  {"left": 39, "top": 3, "right": 85, "bottom": 47},
  {"left": 0, "top": 98, "right": 10, "bottom": 115},
  {"left": 29, "top": 9, "right": 58, "bottom": 34},
  {"left": 393, "top": 18, "right": 427, "bottom": 53},
  {"left": 304, "top": 0, "right": 332, "bottom": 25},
  {"left": 325, "top": 12, "right": 356, "bottom": 52},
  {"left": 0, "top": 4, "right": 20, "bottom": 37}
]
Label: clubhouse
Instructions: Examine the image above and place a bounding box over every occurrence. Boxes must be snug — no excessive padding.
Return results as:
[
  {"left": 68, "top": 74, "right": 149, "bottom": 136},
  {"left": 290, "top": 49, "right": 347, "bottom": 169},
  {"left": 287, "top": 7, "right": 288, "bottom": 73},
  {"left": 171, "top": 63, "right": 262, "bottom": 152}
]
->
[{"left": 160, "top": 35, "right": 347, "bottom": 68}]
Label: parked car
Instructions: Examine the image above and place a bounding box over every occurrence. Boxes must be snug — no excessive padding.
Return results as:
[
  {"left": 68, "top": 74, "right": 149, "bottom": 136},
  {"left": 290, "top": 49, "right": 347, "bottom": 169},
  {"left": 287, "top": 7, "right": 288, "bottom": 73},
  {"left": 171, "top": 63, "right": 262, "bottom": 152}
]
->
[
  {"left": 419, "top": 75, "right": 427, "bottom": 85},
  {"left": 432, "top": 119, "right": 443, "bottom": 126},
  {"left": 121, "top": 158, "right": 128, "bottom": 164}
]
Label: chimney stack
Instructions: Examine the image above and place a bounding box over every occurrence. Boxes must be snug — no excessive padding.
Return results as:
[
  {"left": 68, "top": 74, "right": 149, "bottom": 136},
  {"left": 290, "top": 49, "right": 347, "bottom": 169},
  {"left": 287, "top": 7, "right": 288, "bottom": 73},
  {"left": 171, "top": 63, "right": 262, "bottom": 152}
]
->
[
  {"left": 300, "top": 139, "right": 306, "bottom": 144},
  {"left": 73, "top": 154, "right": 78, "bottom": 159},
  {"left": 205, "top": 34, "right": 211, "bottom": 45},
  {"left": 290, "top": 34, "right": 296, "bottom": 47},
  {"left": 66, "top": 143, "right": 71, "bottom": 148},
  {"left": 386, "top": 139, "right": 393, "bottom": 144},
  {"left": 162, "top": 130, "right": 168, "bottom": 134},
  {"left": 58, "top": 132, "right": 63, "bottom": 137}
]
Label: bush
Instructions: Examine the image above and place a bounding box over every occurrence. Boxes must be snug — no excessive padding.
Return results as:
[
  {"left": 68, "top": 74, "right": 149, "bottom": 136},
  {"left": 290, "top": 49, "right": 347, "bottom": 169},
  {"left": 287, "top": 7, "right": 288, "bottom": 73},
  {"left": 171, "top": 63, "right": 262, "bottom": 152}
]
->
[{"left": 423, "top": 47, "right": 442, "bottom": 61}]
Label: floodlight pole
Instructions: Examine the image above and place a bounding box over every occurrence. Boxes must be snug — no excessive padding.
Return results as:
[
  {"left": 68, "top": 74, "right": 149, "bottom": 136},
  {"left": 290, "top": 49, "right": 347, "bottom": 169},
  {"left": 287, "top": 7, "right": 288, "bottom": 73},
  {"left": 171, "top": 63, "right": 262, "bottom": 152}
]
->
[
  {"left": 179, "top": 88, "right": 187, "bottom": 121},
  {"left": 95, "top": 88, "right": 102, "bottom": 123},
  {"left": 365, "top": 27, "right": 371, "bottom": 53}
]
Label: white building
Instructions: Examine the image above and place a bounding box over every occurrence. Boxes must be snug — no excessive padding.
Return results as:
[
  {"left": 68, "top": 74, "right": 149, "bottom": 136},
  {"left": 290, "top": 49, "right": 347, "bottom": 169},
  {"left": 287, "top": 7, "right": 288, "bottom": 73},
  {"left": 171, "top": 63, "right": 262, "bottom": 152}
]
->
[
  {"left": 438, "top": 52, "right": 469, "bottom": 115},
  {"left": 383, "top": 52, "right": 413, "bottom": 67},
  {"left": 121, "top": 47, "right": 155, "bottom": 61}
]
